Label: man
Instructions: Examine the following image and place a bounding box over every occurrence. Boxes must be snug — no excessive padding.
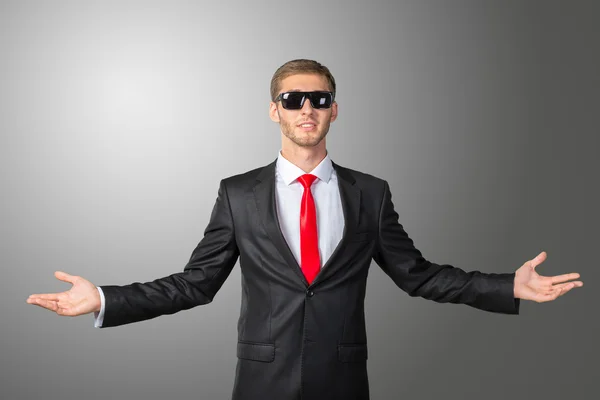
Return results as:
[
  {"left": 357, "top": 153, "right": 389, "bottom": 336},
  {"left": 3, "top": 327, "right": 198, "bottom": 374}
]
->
[{"left": 27, "top": 59, "right": 583, "bottom": 400}]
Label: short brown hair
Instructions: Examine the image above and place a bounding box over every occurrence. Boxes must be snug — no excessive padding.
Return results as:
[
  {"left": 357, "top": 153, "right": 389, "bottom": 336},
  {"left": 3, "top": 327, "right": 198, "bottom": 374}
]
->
[{"left": 270, "top": 59, "right": 336, "bottom": 102}]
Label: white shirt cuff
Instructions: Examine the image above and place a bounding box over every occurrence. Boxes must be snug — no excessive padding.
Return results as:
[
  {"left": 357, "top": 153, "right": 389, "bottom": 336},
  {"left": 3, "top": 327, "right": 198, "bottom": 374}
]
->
[{"left": 93, "top": 286, "right": 105, "bottom": 328}]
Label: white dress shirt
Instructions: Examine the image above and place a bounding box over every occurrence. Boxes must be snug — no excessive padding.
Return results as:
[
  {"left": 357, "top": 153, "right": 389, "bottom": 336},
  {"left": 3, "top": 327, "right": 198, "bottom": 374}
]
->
[{"left": 94, "top": 151, "right": 344, "bottom": 328}]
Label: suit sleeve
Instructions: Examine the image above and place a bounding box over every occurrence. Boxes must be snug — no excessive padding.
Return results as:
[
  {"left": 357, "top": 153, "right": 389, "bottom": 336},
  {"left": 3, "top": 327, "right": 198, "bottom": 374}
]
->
[
  {"left": 372, "top": 181, "right": 520, "bottom": 314},
  {"left": 98, "top": 179, "right": 240, "bottom": 328}
]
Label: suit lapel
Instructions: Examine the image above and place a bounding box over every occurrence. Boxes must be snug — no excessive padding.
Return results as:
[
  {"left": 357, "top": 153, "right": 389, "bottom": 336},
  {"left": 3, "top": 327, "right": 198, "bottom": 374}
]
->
[
  {"left": 253, "top": 160, "right": 308, "bottom": 285},
  {"left": 252, "top": 159, "right": 361, "bottom": 288},
  {"left": 311, "top": 162, "right": 361, "bottom": 286}
]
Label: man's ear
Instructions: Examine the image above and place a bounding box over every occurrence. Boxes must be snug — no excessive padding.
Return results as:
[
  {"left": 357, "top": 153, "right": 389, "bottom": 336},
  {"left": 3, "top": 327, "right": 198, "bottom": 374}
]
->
[
  {"left": 269, "top": 102, "right": 280, "bottom": 123},
  {"left": 329, "top": 101, "right": 338, "bottom": 123}
]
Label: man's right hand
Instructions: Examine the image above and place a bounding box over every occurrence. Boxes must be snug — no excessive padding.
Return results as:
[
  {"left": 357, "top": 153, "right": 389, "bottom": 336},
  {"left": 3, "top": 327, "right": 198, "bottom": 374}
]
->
[{"left": 27, "top": 271, "right": 101, "bottom": 316}]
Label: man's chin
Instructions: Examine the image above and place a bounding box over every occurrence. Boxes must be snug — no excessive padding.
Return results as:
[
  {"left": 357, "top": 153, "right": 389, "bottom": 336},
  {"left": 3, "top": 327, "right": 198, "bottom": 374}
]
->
[
  {"left": 282, "top": 128, "right": 327, "bottom": 148},
  {"left": 293, "top": 137, "right": 324, "bottom": 148},
  {"left": 298, "top": 131, "right": 327, "bottom": 145}
]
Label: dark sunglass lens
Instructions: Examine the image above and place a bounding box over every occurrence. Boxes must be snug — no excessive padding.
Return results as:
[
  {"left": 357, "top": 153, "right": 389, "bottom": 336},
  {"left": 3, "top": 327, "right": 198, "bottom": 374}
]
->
[
  {"left": 309, "top": 92, "right": 332, "bottom": 109},
  {"left": 280, "top": 92, "right": 305, "bottom": 109}
]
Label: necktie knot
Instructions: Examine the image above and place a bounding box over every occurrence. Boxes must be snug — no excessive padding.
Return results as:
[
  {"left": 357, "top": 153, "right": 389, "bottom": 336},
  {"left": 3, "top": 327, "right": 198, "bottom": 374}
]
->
[{"left": 297, "top": 174, "right": 317, "bottom": 189}]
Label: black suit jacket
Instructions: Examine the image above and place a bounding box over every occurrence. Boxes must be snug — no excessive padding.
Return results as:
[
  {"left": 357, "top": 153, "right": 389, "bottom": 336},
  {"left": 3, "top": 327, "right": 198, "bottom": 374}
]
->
[{"left": 99, "top": 160, "right": 519, "bottom": 400}]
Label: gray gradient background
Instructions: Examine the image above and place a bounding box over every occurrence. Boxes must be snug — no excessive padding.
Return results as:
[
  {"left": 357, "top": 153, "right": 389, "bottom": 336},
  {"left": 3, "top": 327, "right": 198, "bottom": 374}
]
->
[{"left": 2, "top": 1, "right": 598, "bottom": 399}]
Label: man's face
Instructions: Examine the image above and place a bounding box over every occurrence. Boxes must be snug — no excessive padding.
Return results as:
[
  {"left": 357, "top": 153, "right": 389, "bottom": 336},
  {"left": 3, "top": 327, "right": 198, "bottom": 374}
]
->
[{"left": 269, "top": 73, "right": 338, "bottom": 148}]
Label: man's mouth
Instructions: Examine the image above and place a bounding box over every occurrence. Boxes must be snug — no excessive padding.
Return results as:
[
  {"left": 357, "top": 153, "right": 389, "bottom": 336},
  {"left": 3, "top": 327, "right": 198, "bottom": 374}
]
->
[{"left": 297, "top": 122, "right": 317, "bottom": 130}]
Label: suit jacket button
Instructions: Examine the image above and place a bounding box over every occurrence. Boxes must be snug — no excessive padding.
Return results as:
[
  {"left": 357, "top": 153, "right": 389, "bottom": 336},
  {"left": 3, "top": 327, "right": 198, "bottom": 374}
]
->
[{"left": 306, "top": 290, "right": 314, "bottom": 297}]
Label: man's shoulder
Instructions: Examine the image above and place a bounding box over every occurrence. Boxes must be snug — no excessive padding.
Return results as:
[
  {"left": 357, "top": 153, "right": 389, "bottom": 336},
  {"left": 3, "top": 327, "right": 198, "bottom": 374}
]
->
[
  {"left": 220, "top": 160, "right": 276, "bottom": 188},
  {"left": 332, "top": 162, "right": 387, "bottom": 187}
]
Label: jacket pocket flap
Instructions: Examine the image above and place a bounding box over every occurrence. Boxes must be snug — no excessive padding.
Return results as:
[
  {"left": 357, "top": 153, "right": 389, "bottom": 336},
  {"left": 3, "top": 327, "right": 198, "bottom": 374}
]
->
[
  {"left": 338, "top": 343, "right": 368, "bottom": 362},
  {"left": 237, "top": 341, "right": 275, "bottom": 362}
]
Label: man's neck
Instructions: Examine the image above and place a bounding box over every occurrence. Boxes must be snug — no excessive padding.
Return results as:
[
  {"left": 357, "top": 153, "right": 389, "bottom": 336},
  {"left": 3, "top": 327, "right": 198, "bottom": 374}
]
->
[{"left": 280, "top": 146, "right": 327, "bottom": 173}]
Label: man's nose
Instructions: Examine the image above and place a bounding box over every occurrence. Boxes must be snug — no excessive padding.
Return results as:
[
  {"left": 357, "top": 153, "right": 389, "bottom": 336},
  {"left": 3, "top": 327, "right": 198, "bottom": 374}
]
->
[{"left": 300, "top": 96, "right": 314, "bottom": 114}]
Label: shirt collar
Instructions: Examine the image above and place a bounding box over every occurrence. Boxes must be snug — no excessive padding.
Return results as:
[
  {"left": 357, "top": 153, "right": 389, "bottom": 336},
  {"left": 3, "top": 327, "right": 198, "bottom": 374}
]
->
[{"left": 276, "top": 151, "right": 334, "bottom": 186}]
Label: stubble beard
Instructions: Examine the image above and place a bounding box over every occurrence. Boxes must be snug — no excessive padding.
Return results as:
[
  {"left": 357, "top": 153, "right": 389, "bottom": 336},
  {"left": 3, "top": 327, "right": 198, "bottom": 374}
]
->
[{"left": 279, "top": 116, "right": 331, "bottom": 148}]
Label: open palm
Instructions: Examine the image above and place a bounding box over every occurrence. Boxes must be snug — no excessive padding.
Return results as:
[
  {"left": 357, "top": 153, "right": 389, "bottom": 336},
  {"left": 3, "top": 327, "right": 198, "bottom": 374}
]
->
[
  {"left": 514, "top": 251, "right": 583, "bottom": 302},
  {"left": 27, "top": 271, "right": 101, "bottom": 316}
]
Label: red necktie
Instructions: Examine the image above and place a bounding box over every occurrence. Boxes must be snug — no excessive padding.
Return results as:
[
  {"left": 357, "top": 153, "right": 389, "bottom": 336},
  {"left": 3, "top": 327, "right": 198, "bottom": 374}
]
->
[{"left": 297, "top": 174, "right": 320, "bottom": 284}]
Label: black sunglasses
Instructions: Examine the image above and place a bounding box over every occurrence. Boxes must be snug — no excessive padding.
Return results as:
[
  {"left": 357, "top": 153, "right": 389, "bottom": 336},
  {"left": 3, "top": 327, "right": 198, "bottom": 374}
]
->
[{"left": 275, "top": 91, "right": 334, "bottom": 110}]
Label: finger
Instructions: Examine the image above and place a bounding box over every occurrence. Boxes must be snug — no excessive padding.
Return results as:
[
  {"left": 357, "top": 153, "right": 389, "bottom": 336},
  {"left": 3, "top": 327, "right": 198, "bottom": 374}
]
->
[
  {"left": 553, "top": 281, "right": 583, "bottom": 290},
  {"left": 557, "top": 281, "right": 584, "bottom": 295},
  {"left": 530, "top": 251, "right": 547, "bottom": 270},
  {"left": 550, "top": 273, "right": 581, "bottom": 284},
  {"left": 536, "top": 290, "right": 562, "bottom": 303},
  {"left": 28, "top": 293, "right": 62, "bottom": 301},
  {"left": 56, "top": 304, "right": 85, "bottom": 316},
  {"left": 54, "top": 271, "right": 77, "bottom": 284},
  {"left": 537, "top": 281, "right": 583, "bottom": 302},
  {"left": 28, "top": 298, "right": 59, "bottom": 312},
  {"left": 27, "top": 298, "right": 79, "bottom": 316},
  {"left": 560, "top": 283, "right": 583, "bottom": 296},
  {"left": 555, "top": 284, "right": 574, "bottom": 298}
]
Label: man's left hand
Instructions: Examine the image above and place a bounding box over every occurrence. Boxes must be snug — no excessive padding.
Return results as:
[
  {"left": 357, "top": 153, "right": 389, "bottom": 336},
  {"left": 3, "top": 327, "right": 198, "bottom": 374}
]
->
[{"left": 514, "top": 251, "right": 583, "bottom": 302}]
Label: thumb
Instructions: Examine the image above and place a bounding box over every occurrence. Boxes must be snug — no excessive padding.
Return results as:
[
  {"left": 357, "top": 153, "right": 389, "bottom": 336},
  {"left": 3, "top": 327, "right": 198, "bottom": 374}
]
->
[
  {"left": 54, "top": 271, "right": 77, "bottom": 285},
  {"left": 530, "top": 251, "right": 547, "bottom": 270}
]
